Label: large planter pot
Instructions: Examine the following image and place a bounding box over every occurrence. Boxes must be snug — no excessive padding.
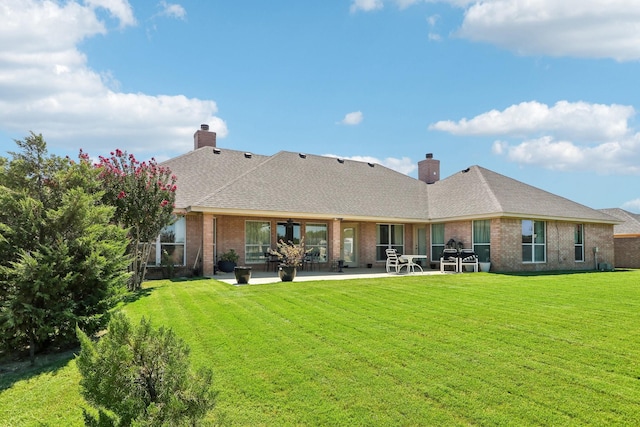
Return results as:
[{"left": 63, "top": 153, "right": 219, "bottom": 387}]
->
[
  {"left": 234, "top": 266, "right": 251, "bottom": 284},
  {"left": 278, "top": 266, "right": 297, "bottom": 282},
  {"left": 218, "top": 260, "right": 237, "bottom": 273},
  {"left": 479, "top": 262, "right": 491, "bottom": 272}
]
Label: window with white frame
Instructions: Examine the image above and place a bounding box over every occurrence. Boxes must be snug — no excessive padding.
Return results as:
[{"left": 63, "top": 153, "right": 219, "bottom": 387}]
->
[
  {"left": 376, "top": 224, "right": 404, "bottom": 261},
  {"left": 245, "top": 221, "right": 271, "bottom": 264},
  {"left": 147, "top": 216, "right": 186, "bottom": 266},
  {"left": 522, "top": 220, "right": 546, "bottom": 263},
  {"left": 305, "top": 223, "right": 328, "bottom": 262},
  {"left": 473, "top": 220, "right": 491, "bottom": 263},
  {"left": 431, "top": 223, "right": 445, "bottom": 263},
  {"left": 574, "top": 224, "right": 584, "bottom": 262}
]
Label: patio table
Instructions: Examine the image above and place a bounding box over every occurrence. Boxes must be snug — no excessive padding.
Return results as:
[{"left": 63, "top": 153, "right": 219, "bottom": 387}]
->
[{"left": 399, "top": 254, "right": 427, "bottom": 273}]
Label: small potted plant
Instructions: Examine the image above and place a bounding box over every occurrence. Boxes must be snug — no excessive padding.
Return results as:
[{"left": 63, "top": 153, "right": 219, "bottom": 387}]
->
[
  {"left": 270, "top": 238, "right": 307, "bottom": 282},
  {"left": 217, "top": 249, "right": 239, "bottom": 273}
]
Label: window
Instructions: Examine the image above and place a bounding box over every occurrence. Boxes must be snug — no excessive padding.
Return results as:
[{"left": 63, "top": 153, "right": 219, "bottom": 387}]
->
[
  {"left": 431, "top": 223, "right": 445, "bottom": 263},
  {"left": 305, "top": 223, "right": 328, "bottom": 262},
  {"left": 575, "top": 224, "right": 584, "bottom": 262},
  {"left": 245, "top": 221, "right": 271, "bottom": 264},
  {"left": 277, "top": 221, "right": 301, "bottom": 244},
  {"left": 376, "top": 224, "right": 404, "bottom": 261},
  {"left": 522, "top": 220, "right": 546, "bottom": 263},
  {"left": 473, "top": 220, "right": 491, "bottom": 262},
  {"left": 148, "top": 216, "right": 186, "bottom": 266}
]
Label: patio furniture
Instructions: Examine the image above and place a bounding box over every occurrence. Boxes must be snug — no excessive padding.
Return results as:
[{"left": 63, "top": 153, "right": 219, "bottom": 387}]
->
[
  {"left": 459, "top": 249, "right": 478, "bottom": 272},
  {"left": 399, "top": 254, "right": 427, "bottom": 273},
  {"left": 440, "top": 248, "right": 459, "bottom": 273},
  {"left": 385, "top": 248, "right": 409, "bottom": 273}
]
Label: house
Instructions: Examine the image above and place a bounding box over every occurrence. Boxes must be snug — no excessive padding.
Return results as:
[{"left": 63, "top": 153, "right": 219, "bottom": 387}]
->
[
  {"left": 153, "top": 125, "right": 618, "bottom": 276},
  {"left": 598, "top": 208, "right": 640, "bottom": 268}
]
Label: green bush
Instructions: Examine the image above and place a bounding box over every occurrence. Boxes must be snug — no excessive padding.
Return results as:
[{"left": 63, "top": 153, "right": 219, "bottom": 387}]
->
[{"left": 76, "top": 312, "right": 217, "bottom": 426}]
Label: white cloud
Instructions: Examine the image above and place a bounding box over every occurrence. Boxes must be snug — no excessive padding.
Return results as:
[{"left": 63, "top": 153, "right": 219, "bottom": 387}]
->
[
  {"left": 158, "top": 1, "right": 186, "bottom": 20},
  {"left": 324, "top": 154, "right": 416, "bottom": 175},
  {"left": 434, "top": 100, "right": 640, "bottom": 174},
  {"left": 84, "top": 0, "right": 136, "bottom": 28},
  {"left": 339, "top": 111, "right": 364, "bottom": 126},
  {"left": 430, "top": 101, "right": 634, "bottom": 141},
  {"left": 0, "top": 0, "right": 225, "bottom": 156},
  {"left": 621, "top": 199, "right": 640, "bottom": 213},
  {"left": 457, "top": 0, "right": 640, "bottom": 61},
  {"left": 357, "top": 1, "right": 640, "bottom": 61},
  {"left": 350, "top": 0, "right": 384, "bottom": 13}
]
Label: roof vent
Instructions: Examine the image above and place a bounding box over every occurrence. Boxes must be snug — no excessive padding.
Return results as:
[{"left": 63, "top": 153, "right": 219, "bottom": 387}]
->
[
  {"left": 426, "top": 153, "right": 433, "bottom": 159},
  {"left": 337, "top": 158, "right": 345, "bottom": 164},
  {"left": 201, "top": 124, "right": 209, "bottom": 131},
  {"left": 299, "top": 153, "right": 307, "bottom": 159},
  {"left": 244, "top": 152, "right": 252, "bottom": 159},
  {"left": 462, "top": 167, "right": 470, "bottom": 173},
  {"left": 368, "top": 162, "right": 375, "bottom": 167},
  {"left": 213, "top": 148, "right": 221, "bottom": 154}
]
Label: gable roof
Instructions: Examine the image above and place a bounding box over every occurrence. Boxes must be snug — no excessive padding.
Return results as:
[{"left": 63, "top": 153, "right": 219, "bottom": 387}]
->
[
  {"left": 427, "top": 166, "right": 619, "bottom": 224},
  {"left": 598, "top": 208, "right": 640, "bottom": 235},
  {"left": 163, "top": 147, "right": 618, "bottom": 225},
  {"left": 164, "top": 148, "right": 430, "bottom": 222}
]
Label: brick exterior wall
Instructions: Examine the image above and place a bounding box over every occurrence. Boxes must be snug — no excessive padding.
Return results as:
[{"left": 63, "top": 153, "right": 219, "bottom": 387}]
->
[
  {"left": 614, "top": 236, "right": 640, "bottom": 268},
  {"left": 176, "top": 213, "right": 615, "bottom": 277}
]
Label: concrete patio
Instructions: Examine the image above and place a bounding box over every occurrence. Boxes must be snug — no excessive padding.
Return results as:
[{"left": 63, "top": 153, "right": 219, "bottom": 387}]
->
[{"left": 213, "top": 266, "right": 446, "bottom": 285}]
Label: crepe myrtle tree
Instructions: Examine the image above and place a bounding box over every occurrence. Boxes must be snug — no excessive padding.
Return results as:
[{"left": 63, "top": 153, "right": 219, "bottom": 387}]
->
[{"left": 96, "top": 150, "right": 177, "bottom": 291}]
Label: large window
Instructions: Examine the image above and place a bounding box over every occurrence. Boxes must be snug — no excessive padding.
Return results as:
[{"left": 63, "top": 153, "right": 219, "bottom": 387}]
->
[
  {"left": 148, "top": 216, "right": 186, "bottom": 266},
  {"left": 473, "top": 220, "right": 491, "bottom": 262},
  {"left": 575, "top": 224, "right": 584, "bottom": 262},
  {"left": 431, "top": 223, "right": 445, "bottom": 262},
  {"left": 305, "top": 223, "right": 328, "bottom": 262},
  {"left": 277, "top": 221, "right": 301, "bottom": 244},
  {"left": 376, "top": 224, "right": 404, "bottom": 261},
  {"left": 245, "top": 221, "right": 271, "bottom": 264},
  {"left": 522, "top": 220, "right": 546, "bottom": 263}
]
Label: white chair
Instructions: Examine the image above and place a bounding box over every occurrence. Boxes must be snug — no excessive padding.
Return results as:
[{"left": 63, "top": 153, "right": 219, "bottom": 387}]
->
[
  {"left": 459, "top": 249, "right": 478, "bottom": 272},
  {"left": 440, "top": 248, "right": 459, "bottom": 273},
  {"left": 385, "top": 248, "right": 409, "bottom": 273}
]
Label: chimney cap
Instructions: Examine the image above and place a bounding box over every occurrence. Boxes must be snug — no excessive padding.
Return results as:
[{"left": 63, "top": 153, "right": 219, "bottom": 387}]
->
[
  {"left": 426, "top": 153, "right": 433, "bottom": 159},
  {"left": 201, "top": 124, "right": 209, "bottom": 131}
]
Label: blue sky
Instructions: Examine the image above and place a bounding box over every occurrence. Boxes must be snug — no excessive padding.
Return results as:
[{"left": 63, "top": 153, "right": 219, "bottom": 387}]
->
[{"left": 1, "top": 0, "right": 640, "bottom": 212}]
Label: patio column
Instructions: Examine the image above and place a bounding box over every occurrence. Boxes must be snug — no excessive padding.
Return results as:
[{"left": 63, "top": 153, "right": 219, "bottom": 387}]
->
[
  {"left": 202, "top": 214, "right": 215, "bottom": 276},
  {"left": 330, "top": 219, "right": 342, "bottom": 262}
]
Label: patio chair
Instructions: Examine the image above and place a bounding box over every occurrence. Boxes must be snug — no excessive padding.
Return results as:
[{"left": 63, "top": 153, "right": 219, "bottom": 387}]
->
[
  {"left": 459, "top": 249, "right": 478, "bottom": 272},
  {"left": 385, "top": 248, "right": 409, "bottom": 273},
  {"left": 440, "top": 248, "right": 459, "bottom": 273}
]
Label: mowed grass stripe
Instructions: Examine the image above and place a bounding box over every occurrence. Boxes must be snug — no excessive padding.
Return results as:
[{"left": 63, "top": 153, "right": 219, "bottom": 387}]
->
[{"left": 5, "top": 271, "right": 638, "bottom": 425}]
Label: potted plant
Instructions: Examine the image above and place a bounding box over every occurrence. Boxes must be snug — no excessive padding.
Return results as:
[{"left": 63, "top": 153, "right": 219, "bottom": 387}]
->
[
  {"left": 234, "top": 265, "right": 251, "bottom": 284},
  {"left": 218, "top": 249, "right": 239, "bottom": 273},
  {"left": 478, "top": 248, "right": 491, "bottom": 272},
  {"left": 270, "top": 238, "right": 306, "bottom": 282}
]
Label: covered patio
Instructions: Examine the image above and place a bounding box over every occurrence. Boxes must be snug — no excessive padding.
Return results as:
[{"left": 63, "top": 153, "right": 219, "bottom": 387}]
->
[{"left": 213, "top": 265, "right": 446, "bottom": 285}]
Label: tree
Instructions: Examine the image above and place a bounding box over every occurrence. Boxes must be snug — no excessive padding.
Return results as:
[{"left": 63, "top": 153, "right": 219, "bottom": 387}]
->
[
  {"left": 76, "top": 312, "right": 217, "bottom": 426},
  {"left": 96, "top": 150, "right": 177, "bottom": 291},
  {"left": 0, "top": 133, "right": 130, "bottom": 363}
]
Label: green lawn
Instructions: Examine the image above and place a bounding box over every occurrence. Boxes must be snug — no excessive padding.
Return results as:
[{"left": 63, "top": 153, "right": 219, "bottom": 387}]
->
[{"left": 2, "top": 271, "right": 640, "bottom": 426}]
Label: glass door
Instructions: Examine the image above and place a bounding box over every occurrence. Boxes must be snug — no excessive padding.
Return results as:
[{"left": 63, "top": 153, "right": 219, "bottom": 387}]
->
[{"left": 342, "top": 224, "right": 357, "bottom": 267}]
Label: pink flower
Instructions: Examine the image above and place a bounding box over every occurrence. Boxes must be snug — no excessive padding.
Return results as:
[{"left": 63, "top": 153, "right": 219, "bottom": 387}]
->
[
  {"left": 160, "top": 200, "right": 169, "bottom": 207},
  {"left": 117, "top": 191, "right": 126, "bottom": 199}
]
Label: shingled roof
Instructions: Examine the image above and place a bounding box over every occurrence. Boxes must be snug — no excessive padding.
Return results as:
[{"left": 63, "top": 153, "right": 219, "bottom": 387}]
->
[
  {"left": 427, "top": 166, "right": 619, "bottom": 223},
  {"left": 163, "top": 147, "right": 618, "bottom": 225},
  {"left": 163, "top": 147, "right": 430, "bottom": 222},
  {"left": 599, "top": 208, "right": 640, "bottom": 235}
]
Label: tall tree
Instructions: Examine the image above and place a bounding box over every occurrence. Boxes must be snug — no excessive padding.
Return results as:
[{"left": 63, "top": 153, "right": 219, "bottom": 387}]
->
[
  {"left": 0, "top": 133, "right": 130, "bottom": 363},
  {"left": 96, "top": 150, "right": 177, "bottom": 291}
]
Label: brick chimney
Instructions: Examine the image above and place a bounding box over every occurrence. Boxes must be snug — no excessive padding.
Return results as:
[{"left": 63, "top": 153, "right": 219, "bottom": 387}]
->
[
  {"left": 418, "top": 153, "right": 440, "bottom": 184},
  {"left": 194, "top": 124, "right": 216, "bottom": 150}
]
